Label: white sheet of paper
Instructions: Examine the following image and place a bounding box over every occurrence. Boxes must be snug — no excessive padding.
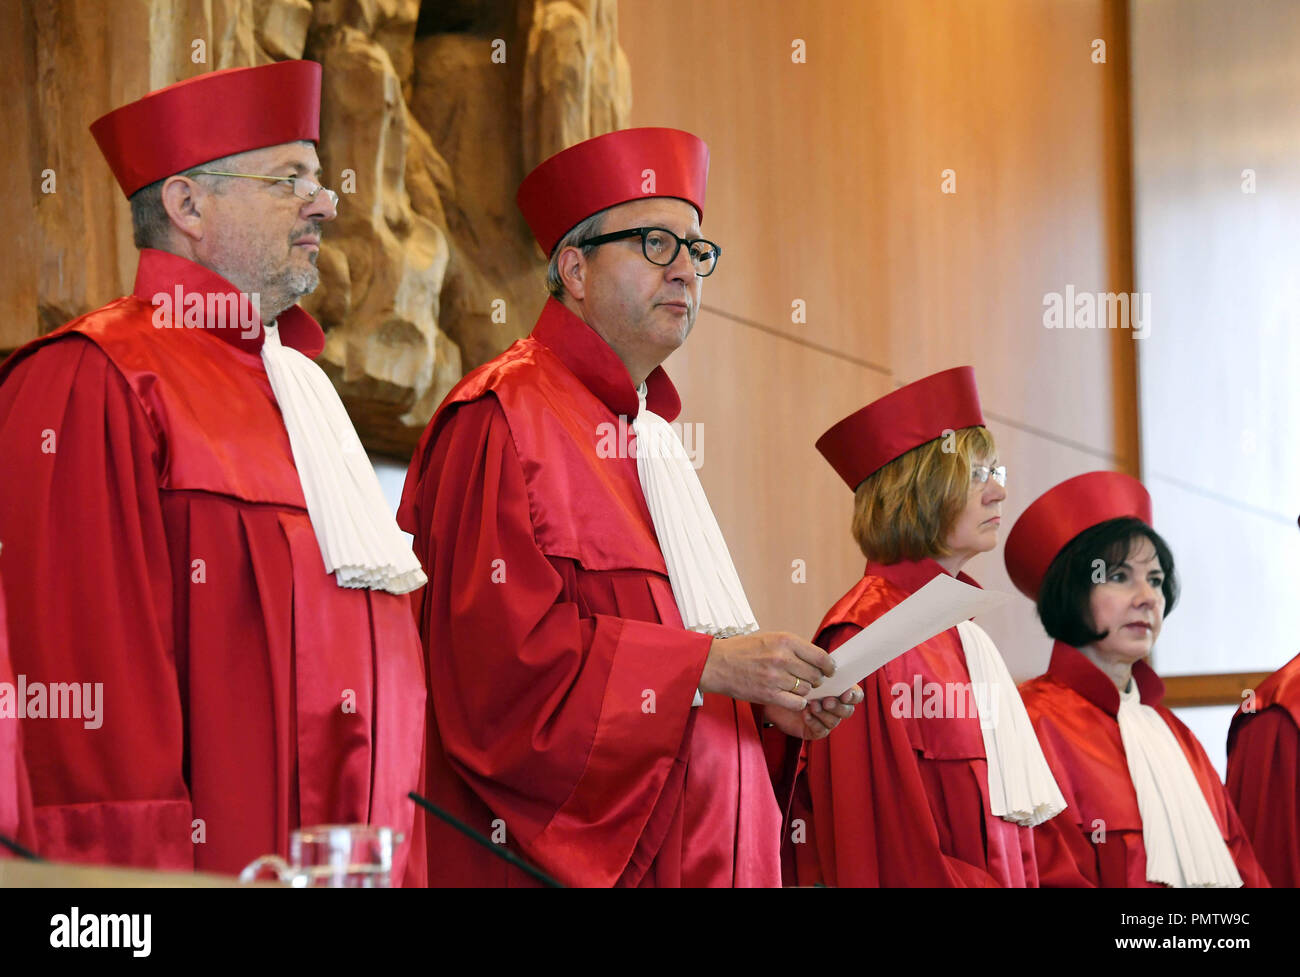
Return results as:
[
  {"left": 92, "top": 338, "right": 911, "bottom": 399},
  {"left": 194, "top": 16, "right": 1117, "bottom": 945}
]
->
[{"left": 810, "top": 574, "right": 1010, "bottom": 701}]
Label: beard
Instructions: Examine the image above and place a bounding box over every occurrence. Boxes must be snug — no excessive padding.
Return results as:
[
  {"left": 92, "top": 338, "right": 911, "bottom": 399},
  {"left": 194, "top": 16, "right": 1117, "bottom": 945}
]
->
[
  {"left": 282, "top": 222, "right": 322, "bottom": 302},
  {"left": 215, "top": 223, "right": 324, "bottom": 322},
  {"left": 257, "top": 252, "right": 319, "bottom": 322},
  {"left": 284, "top": 263, "right": 320, "bottom": 302}
]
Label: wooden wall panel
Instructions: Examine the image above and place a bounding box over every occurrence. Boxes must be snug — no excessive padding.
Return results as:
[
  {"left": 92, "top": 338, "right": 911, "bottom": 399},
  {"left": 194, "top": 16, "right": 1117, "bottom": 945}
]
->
[
  {"left": 0, "top": 1, "right": 39, "bottom": 351},
  {"left": 1130, "top": 0, "right": 1300, "bottom": 679},
  {"left": 621, "top": 0, "right": 1136, "bottom": 672},
  {"left": 667, "top": 308, "right": 893, "bottom": 638},
  {"left": 873, "top": 0, "right": 1137, "bottom": 466},
  {"left": 2, "top": 0, "right": 160, "bottom": 352},
  {"left": 617, "top": 1, "right": 892, "bottom": 369}
]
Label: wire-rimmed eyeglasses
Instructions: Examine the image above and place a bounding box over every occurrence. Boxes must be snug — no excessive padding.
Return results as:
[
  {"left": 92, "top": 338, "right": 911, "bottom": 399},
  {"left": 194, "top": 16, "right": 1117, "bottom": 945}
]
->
[
  {"left": 972, "top": 464, "right": 1008, "bottom": 487},
  {"left": 192, "top": 170, "right": 340, "bottom": 209}
]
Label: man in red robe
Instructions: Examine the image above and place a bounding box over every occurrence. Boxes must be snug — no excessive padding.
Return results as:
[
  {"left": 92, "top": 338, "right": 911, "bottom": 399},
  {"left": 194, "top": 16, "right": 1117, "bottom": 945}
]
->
[
  {"left": 399, "top": 127, "right": 860, "bottom": 887},
  {"left": 0, "top": 62, "right": 426, "bottom": 882},
  {"left": 1227, "top": 652, "right": 1300, "bottom": 886}
]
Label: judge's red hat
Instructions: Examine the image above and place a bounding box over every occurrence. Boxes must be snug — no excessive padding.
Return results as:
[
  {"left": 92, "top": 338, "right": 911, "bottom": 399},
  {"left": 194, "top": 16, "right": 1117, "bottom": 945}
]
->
[
  {"left": 1003, "top": 471, "right": 1153, "bottom": 601},
  {"left": 90, "top": 60, "right": 322, "bottom": 198},
  {"left": 517, "top": 127, "right": 709, "bottom": 255},
  {"left": 815, "top": 366, "right": 985, "bottom": 491}
]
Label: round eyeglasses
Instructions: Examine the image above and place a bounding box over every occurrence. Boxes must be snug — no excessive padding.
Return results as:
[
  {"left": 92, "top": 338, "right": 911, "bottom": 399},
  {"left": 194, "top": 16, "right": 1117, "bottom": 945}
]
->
[{"left": 577, "top": 226, "right": 721, "bottom": 277}]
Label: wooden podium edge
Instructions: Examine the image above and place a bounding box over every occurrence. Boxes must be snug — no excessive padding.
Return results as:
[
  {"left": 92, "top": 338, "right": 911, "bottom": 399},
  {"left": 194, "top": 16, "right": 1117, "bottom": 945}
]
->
[
  {"left": 1160, "top": 671, "right": 1272, "bottom": 709},
  {"left": 0, "top": 859, "right": 280, "bottom": 888}
]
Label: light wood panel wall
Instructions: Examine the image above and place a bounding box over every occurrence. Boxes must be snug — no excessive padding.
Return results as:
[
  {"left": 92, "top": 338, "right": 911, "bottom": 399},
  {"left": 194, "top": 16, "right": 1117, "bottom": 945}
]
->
[
  {"left": 620, "top": 0, "right": 1140, "bottom": 678},
  {"left": 1129, "top": 0, "right": 1300, "bottom": 684},
  {"left": 0, "top": 1, "right": 38, "bottom": 351},
  {"left": 1, "top": 0, "right": 149, "bottom": 351}
]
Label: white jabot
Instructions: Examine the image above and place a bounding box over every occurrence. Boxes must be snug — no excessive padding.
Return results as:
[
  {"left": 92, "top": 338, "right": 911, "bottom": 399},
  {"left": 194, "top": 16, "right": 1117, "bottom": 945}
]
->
[
  {"left": 956, "top": 620, "right": 1067, "bottom": 827},
  {"left": 259, "top": 322, "right": 427, "bottom": 595},
  {"left": 633, "top": 385, "right": 756, "bottom": 710},
  {"left": 1116, "top": 680, "right": 1242, "bottom": 887}
]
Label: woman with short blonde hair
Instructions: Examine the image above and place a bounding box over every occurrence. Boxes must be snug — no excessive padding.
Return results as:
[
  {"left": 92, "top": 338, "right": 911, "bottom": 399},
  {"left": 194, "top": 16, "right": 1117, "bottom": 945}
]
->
[
  {"left": 785, "top": 367, "right": 1078, "bottom": 887},
  {"left": 850, "top": 425, "right": 998, "bottom": 566}
]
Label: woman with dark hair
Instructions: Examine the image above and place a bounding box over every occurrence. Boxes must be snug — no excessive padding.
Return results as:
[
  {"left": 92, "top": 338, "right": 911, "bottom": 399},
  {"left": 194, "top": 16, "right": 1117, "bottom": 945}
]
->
[
  {"left": 783, "top": 367, "right": 1078, "bottom": 887},
  {"left": 1005, "top": 471, "right": 1268, "bottom": 887}
]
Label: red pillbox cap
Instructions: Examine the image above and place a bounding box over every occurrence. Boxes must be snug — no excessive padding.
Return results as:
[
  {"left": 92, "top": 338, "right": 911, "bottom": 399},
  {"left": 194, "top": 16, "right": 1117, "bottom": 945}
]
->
[
  {"left": 90, "top": 60, "right": 322, "bottom": 198},
  {"left": 1004, "top": 471, "right": 1153, "bottom": 601},
  {"left": 517, "top": 127, "right": 709, "bottom": 255},
  {"left": 815, "top": 367, "right": 985, "bottom": 491}
]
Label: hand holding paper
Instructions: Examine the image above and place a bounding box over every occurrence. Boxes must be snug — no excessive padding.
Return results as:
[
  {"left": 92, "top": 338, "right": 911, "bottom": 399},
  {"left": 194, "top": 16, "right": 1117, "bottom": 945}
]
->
[{"left": 811, "top": 574, "right": 1010, "bottom": 700}]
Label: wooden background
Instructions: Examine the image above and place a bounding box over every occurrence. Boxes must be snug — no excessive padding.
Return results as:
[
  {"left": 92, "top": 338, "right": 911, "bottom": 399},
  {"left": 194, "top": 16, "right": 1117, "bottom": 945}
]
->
[
  {"left": 619, "top": 0, "right": 1140, "bottom": 682},
  {"left": 1130, "top": 0, "right": 1300, "bottom": 680},
  {"left": 613, "top": 0, "right": 1300, "bottom": 770}
]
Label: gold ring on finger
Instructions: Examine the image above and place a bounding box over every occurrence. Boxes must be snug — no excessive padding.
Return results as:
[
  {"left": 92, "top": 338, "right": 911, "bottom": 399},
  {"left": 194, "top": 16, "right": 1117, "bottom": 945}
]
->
[{"left": 791, "top": 677, "right": 802, "bottom": 695}]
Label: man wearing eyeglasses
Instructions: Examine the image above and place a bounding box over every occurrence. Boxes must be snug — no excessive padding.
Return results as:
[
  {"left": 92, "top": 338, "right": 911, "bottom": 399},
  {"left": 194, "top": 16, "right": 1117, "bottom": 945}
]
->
[
  {"left": 398, "top": 127, "right": 862, "bottom": 887},
  {"left": 0, "top": 62, "right": 426, "bottom": 882}
]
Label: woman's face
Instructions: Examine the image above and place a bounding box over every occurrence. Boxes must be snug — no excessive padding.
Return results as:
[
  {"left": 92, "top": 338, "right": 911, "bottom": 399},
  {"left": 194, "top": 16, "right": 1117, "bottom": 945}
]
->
[
  {"left": 941, "top": 455, "right": 1007, "bottom": 564},
  {"left": 1086, "top": 536, "right": 1166, "bottom": 663}
]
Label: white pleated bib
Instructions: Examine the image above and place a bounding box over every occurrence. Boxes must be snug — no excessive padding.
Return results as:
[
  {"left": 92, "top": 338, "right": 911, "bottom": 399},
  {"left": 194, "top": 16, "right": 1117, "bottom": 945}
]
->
[
  {"left": 957, "top": 620, "right": 1067, "bottom": 827},
  {"left": 260, "top": 323, "right": 426, "bottom": 595},
  {"left": 1116, "top": 681, "right": 1242, "bottom": 887}
]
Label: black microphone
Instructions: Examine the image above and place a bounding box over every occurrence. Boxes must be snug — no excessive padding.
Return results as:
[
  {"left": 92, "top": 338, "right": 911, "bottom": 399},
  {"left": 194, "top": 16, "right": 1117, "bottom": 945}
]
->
[
  {"left": 407, "top": 791, "right": 564, "bottom": 888},
  {"left": 0, "top": 831, "right": 41, "bottom": 861}
]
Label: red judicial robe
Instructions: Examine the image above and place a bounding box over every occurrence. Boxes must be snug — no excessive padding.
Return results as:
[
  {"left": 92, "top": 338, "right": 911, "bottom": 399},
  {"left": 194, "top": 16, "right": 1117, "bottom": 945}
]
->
[
  {"left": 1020, "top": 643, "right": 1268, "bottom": 887},
  {"left": 0, "top": 570, "right": 37, "bottom": 856},
  {"left": 787, "top": 559, "right": 1068, "bottom": 887},
  {"left": 0, "top": 249, "right": 426, "bottom": 882},
  {"left": 1226, "top": 652, "right": 1300, "bottom": 886},
  {"left": 398, "top": 297, "right": 781, "bottom": 887}
]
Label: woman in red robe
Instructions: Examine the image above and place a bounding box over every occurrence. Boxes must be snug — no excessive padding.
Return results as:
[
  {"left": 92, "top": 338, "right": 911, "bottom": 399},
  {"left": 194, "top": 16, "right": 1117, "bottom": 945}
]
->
[
  {"left": 786, "top": 367, "right": 1078, "bottom": 887},
  {"left": 1006, "top": 472, "right": 1268, "bottom": 887}
]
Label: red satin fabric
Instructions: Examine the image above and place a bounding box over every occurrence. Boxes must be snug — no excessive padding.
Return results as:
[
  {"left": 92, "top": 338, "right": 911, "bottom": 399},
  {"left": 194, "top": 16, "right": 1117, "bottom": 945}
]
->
[
  {"left": 0, "top": 250, "right": 426, "bottom": 882},
  {"left": 787, "top": 559, "right": 1061, "bottom": 887},
  {"left": 0, "top": 575, "right": 37, "bottom": 856},
  {"left": 398, "top": 298, "right": 781, "bottom": 887},
  {"left": 1226, "top": 652, "right": 1300, "bottom": 886},
  {"left": 1021, "top": 643, "right": 1268, "bottom": 887}
]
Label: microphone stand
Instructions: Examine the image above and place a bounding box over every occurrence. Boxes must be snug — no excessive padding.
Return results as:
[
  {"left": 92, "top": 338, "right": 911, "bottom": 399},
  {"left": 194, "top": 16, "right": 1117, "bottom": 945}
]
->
[
  {"left": 0, "top": 831, "right": 41, "bottom": 861},
  {"left": 408, "top": 791, "right": 564, "bottom": 888}
]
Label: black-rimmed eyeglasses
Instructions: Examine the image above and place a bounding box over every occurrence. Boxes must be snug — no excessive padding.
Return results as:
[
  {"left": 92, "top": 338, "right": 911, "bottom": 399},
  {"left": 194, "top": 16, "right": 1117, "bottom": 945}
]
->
[{"left": 577, "top": 226, "right": 722, "bottom": 277}]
